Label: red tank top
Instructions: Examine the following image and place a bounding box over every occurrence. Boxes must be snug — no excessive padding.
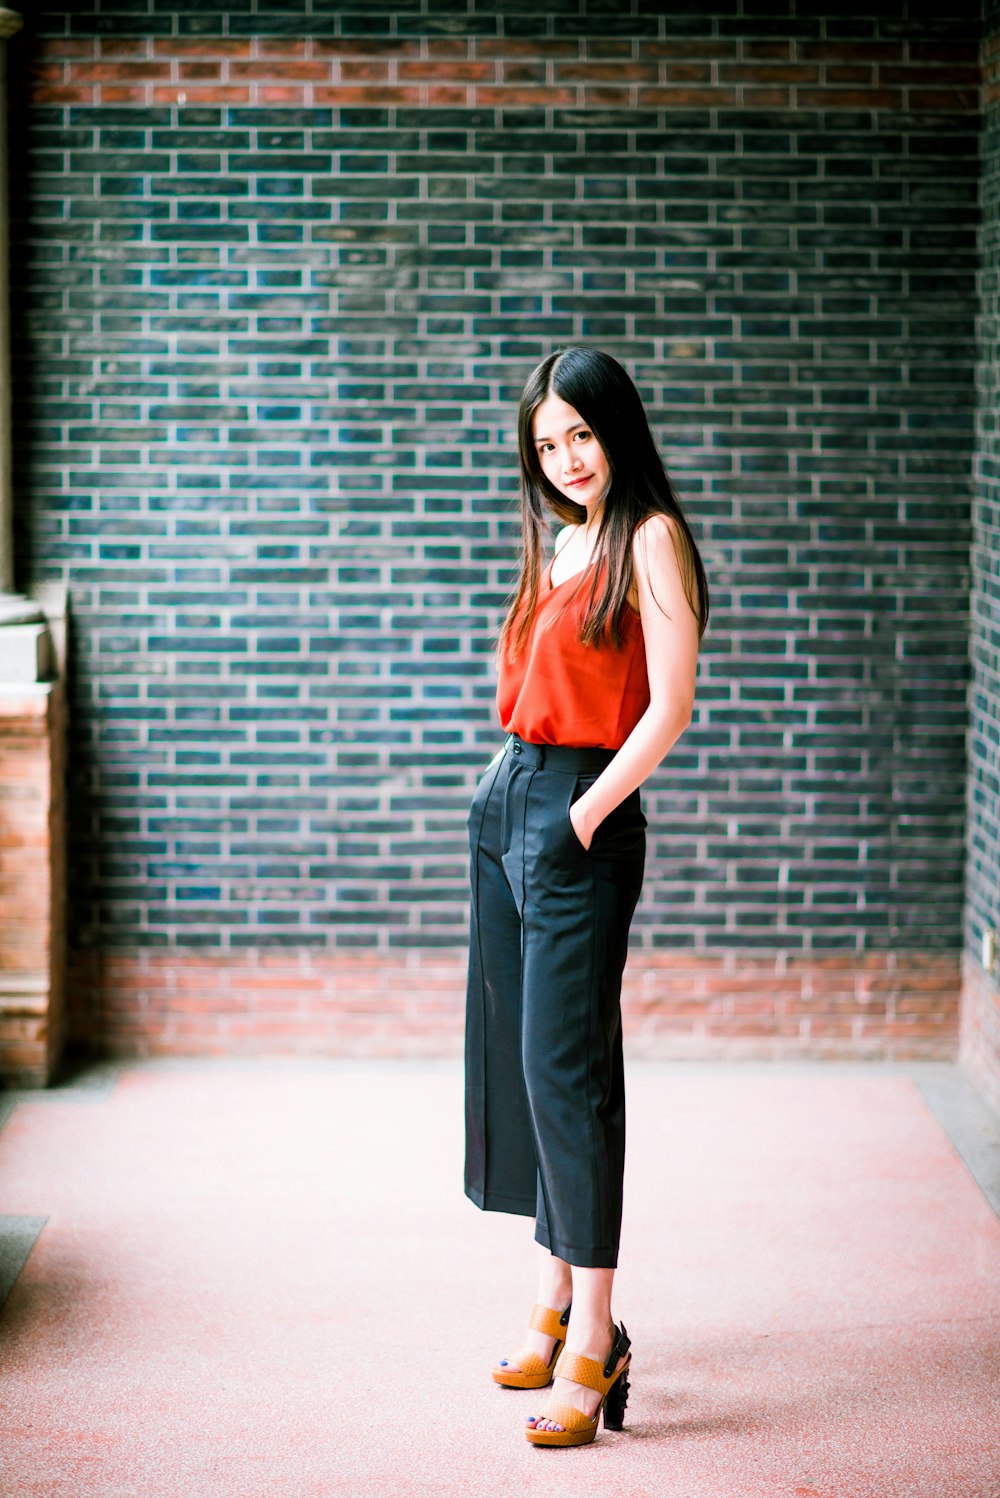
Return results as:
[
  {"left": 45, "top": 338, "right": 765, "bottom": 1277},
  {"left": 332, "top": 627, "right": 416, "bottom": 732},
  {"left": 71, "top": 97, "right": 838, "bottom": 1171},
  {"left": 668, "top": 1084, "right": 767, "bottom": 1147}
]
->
[{"left": 496, "top": 556, "right": 650, "bottom": 750}]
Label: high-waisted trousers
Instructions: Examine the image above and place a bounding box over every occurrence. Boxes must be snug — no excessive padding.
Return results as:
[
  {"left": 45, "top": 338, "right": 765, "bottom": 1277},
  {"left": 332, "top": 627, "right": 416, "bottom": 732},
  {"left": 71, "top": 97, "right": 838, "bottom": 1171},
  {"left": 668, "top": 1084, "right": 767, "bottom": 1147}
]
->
[{"left": 463, "top": 731, "right": 646, "bottom": 1269}]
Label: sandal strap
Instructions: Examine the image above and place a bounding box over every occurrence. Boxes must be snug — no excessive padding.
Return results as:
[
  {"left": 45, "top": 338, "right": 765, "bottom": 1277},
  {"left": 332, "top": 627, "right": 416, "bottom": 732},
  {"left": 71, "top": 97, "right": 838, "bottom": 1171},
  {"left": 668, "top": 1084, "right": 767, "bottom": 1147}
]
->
[
  {"left": 531, "top": 1401, "right": 596, "bottom": 1433},
  {"left": 528, "top": 1302, "right": 571, "bottom": 1340},
  {"left": 506, "top": 1347, "right": 550, "bottom": 1378},
  {"left": 552, "top": 1349, "right": 614, "bottom": 1394},
  {"left": 553, "top": 1321, "right": 630, "bottom": 1394}
]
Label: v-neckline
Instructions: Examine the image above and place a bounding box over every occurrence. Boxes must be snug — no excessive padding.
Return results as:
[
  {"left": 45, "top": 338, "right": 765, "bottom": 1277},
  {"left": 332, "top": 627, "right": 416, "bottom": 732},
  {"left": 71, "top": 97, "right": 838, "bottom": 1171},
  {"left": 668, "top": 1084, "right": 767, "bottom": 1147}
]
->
[{"left": 547, "top": 553, "right": 597, "bottom": 592}]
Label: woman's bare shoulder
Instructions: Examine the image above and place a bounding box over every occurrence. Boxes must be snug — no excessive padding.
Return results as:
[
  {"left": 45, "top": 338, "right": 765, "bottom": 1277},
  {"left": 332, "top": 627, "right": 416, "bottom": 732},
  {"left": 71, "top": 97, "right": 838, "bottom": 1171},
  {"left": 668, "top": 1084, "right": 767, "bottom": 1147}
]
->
[
  {"left": 631, "top": 512, "right": 681, "bottom": 570},
  {"left": 553, "top": 523, "right": 578, "bottom": 556},
  {"left": 633, "top": 511, "right": 679, "bottom": 544}
]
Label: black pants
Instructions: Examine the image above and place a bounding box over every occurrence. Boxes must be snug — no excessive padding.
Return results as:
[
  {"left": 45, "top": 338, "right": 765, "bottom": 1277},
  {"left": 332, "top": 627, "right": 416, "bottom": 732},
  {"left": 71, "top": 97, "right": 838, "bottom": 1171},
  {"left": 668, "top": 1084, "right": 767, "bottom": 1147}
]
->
[{"left": 463, "top": 732, "right": 646, "bottom": 1269}]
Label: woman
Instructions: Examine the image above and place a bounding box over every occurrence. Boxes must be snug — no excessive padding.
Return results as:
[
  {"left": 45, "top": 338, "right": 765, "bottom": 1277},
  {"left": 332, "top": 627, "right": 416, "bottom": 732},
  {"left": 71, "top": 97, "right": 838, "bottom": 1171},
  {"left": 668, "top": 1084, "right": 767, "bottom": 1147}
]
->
[{"left": 464, "top": 345, "right": 708, "bottom": 1448}]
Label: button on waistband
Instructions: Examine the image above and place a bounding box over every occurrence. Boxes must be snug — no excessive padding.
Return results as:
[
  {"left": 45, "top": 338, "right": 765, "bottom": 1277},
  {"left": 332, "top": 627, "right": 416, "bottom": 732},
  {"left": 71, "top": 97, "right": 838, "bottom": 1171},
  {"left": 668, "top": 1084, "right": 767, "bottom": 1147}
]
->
[{"left": 504, "top": 731, "right": 618, "bottom": 775}]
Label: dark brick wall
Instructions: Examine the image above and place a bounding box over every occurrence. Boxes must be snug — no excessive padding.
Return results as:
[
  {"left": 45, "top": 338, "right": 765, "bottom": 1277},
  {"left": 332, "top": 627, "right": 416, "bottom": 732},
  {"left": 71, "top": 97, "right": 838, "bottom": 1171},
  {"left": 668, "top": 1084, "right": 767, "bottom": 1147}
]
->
[
  {"left": 962, "top": 1, "right": 1000, "bottom": 1105},
  {"left": 5, "top": 4, "right": 980, "bottom": 1053}
]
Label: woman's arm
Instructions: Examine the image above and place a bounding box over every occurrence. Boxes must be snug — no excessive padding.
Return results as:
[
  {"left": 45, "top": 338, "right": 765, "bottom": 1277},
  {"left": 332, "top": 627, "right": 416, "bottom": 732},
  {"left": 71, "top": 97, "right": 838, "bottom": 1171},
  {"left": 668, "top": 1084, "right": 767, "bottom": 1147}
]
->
[{"left": 568, "top": 513, "right": 700, "bottom": 850}]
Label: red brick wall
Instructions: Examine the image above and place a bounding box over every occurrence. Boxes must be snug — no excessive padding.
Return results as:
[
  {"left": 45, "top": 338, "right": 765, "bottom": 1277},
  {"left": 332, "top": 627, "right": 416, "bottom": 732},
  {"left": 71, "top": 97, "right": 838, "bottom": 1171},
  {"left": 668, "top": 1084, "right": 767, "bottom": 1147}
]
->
[
  {"left": 65, "top": 948, "right": 959, "bottom": 1063},
  {"left": 961, "top": 955, "right": 1000, "bottom": 1114},
  {"left": 23, "top": 32, "right": 982, "bottom": 113},
  {"left": 0, "top": 684, "right": 67, "bottom": 1083}
]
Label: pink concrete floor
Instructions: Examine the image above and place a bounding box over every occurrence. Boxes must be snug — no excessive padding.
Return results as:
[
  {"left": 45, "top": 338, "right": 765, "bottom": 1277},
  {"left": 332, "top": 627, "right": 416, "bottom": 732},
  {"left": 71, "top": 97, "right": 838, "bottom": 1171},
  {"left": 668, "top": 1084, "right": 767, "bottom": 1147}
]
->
[{"left": 0, "top": 1060, "right": 998, "bottom": 1498}]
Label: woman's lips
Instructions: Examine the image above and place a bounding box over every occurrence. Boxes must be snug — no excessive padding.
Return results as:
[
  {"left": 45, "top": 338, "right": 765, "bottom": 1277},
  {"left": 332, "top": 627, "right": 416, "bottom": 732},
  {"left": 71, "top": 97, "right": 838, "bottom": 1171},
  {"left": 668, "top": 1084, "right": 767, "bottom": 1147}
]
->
[{"left": 566, "top": 476, "right": 591, "bottom": 487}]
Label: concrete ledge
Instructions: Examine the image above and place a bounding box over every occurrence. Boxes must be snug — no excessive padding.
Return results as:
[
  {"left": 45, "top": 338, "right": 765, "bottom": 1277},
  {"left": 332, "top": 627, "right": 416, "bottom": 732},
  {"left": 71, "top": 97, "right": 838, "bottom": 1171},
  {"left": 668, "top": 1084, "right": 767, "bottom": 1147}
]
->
[{"left": 0, "top": 623, "right": 52, "bottom": 682}]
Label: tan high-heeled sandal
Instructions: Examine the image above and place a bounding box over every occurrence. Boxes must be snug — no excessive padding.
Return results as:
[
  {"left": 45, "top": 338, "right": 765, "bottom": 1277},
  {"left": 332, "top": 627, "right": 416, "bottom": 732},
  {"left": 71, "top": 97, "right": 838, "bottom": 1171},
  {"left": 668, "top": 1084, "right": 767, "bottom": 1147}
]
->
[
  {"left": 492, "top": 1300, "right": 572, "bottom": 1389},
  {"left": 524, "top": 1321, "right": 631, "bottom": 1446}
]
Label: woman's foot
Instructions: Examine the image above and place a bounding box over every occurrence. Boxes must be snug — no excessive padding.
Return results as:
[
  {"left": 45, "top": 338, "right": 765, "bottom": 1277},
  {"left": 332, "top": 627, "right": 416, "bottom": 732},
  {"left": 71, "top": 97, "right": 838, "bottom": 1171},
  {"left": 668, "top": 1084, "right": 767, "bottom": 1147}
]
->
[
  {"left": 494, "top": 1258, "right": 568, "bottom": 1372},
  {"left": 496, "top": 1295, "right": 571, "bottom": 1376},
  {"left": 525, "top": 1319, "right": 628, "bottom": 1432}
]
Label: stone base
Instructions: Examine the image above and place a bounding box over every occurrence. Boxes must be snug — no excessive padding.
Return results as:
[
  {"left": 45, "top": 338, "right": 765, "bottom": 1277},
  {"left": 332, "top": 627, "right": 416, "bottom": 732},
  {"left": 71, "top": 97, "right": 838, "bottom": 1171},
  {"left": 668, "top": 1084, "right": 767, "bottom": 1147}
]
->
[
  {"left": 0, "top": 622, "right": 53, "bottom": 682},
  {"left": 0, "top": 682, "right": 67, "bottom": 1085}
]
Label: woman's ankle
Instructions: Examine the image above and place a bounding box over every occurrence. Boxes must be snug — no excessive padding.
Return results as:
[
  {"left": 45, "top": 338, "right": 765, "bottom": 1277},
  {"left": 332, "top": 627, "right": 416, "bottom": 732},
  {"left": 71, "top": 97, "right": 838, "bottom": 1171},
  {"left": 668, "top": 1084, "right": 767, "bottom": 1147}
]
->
[
  {"left": 536, "top": 1251, "right": 572, "bottom": 1308},
  {"left": 537, "top": 1264, "right": 572, "bottom": 1304},
  {"left": 564, "top": 1314, "right": 615, "bottom": 1349}
]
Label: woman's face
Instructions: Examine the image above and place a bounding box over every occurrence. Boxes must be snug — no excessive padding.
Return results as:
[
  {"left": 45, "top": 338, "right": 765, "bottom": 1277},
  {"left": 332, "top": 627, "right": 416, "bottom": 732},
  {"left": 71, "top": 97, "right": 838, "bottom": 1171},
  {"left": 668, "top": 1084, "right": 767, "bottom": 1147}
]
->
[{"left": 531, "top": 391, "right": 610, "bottom": 517}]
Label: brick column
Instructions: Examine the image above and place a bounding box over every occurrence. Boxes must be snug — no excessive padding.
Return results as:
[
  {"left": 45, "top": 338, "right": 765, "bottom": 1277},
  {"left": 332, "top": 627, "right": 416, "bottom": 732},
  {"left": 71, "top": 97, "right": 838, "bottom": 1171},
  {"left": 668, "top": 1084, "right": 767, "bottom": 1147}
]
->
[
  {"left": 0, "top": 683, "right": 66, "bottom": 1083},
  {"left": 0, "top": 9, "right": 67, "bottom": 1083}
]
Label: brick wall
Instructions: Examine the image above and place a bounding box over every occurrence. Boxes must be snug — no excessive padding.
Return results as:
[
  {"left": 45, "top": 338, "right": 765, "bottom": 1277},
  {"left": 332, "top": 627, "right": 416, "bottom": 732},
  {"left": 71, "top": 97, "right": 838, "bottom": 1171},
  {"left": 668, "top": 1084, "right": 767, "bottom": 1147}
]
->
[
  {"left": 962, "top": 0, "right": 1000, "bottom": 1110},
  {"left": 0, "top": 684, "right": 67, "bottom": 1083},
  {"left": 7, "top": 2, "right": 981, "bottom": 1059}
]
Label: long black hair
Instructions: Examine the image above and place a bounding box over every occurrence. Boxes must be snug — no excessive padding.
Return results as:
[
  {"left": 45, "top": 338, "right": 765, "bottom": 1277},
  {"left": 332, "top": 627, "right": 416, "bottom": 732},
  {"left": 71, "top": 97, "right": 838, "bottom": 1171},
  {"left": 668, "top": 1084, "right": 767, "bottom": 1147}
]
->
[{"left": 498, "top": 345, "right": 710, "bottom": 659}]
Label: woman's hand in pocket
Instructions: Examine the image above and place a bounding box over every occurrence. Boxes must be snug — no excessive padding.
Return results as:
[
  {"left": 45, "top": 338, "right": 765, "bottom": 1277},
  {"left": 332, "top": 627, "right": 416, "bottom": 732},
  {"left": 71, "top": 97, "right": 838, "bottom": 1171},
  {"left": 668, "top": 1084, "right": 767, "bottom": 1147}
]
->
[{"left": 569, "top": 798, "right": 594, "bottom": 851}]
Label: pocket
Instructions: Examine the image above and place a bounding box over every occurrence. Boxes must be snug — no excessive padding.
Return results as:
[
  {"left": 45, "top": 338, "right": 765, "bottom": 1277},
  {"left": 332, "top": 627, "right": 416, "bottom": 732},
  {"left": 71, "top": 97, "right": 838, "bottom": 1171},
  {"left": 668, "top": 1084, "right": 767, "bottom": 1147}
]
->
[
  {"left": 569, "top": 778, "right": 646, "bottom": 855},
  {"left": 595, "top": 789, "right": 646, "bottom": 860},
  {"left": 466, "top": 745, "right": 506, "bottom": 832},
  {"left": 567, "top": 773, "right": 598, "bottom": 852}
]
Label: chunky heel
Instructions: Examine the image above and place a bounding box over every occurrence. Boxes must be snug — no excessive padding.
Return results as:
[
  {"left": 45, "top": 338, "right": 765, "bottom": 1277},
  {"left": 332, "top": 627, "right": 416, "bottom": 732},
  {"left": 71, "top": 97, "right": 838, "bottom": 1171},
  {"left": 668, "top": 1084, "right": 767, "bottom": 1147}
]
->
[{"left": 603, "top": 1364, "right": 629, "bottom": 1430}]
